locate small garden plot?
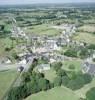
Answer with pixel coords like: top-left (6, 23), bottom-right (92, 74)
top-left (62, 60), bottom-right (82, 72)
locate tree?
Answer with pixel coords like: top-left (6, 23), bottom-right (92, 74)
top-left (86, 87), bottom-right (95, 100)
top-left (88, 44), bottom-right (95, 50)
top-left (64, 49), bottom-right (77, 57)
top-left (7, 84), bottom-right (27, 100)
top-left (52, 62), bottom-right (62, 72)
top-left (82, 74), bottom-right (92, 84)
top-left (38, 78), bottom-right (48, 91)
top-left (54, 76), bottom-right (62, 87)
top-left (56, 69), bottom-right (66, 77)
top-left (1, 25), bottom-right (5, 30)
top-left (69, 64), bottom-right (75, 70)
top-left (79, 48), bottom-right (90, 58)
top-left (62, 76), bottom-right (70, 86)
top-left (21, 72), bottom-right (31, 82)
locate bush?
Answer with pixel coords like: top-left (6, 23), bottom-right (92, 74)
top-left (69, 64), bottom-right (75, 70)
top-left (64, 49), bottom-right (77, 57)
top-left (93, 58), bottom-right (95, 62)
top-left (67, 76), bottom-right (85, 90)
top-left (82, 74), bottom-right (92, 84)
top-left (7, 84), bottom-right (27, 100)
top-left (62, 76), bottom-right (70, 86)
top-left (51, 62), bottom-right (63, 72)
top-left (56, 69), bottom-right (66, 77)
top-left (87, 44), bottom-right (95, 50)
top-left (54, 76), bottom-right (62, 87)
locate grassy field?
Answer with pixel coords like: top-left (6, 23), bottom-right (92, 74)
top-left (25, 86), bottom-right (79, 100)
top-left (43, 68), bottom-right (57, 82)
top-left (25, 24), bottom-right (62, 36)
top-left (63, 60), bottom-right (82, 72)
top-left (0, 70), bottom-right (18, 99)
top-left (73, 32), bottom-right (95, 44)
top-left (0, 37), bottom-right (12, 56)
top-left (78, 25), bottom-right (95, 33)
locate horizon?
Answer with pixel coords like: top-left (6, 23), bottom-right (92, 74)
top-left (0, 0), bottom-right (95, 5)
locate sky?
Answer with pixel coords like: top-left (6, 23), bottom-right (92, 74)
top-left (0, 0), bottom-right (95, 5)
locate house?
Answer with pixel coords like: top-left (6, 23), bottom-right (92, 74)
top-left (2, 57), bottom-right (12, 64)
top-left (57, 37), bottom-right (66, 46)
top-left (82, 61), bottom-right (95, 76)
top-left (45, 39), bottom-right (59, 50)
top-left (19, 59), bottom-right (27, 65)
top-left (37, 64), bottom-right (50, 73)
top-left (17, 66), bottom-right (24, 72)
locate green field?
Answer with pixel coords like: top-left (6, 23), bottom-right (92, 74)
top-left (73, 32), bottom-right (95, 44)
top-left (25, 24), bottom-right (62, 36)
top-left (0, 70), bottom-right (18, 99)
top-left (0, 37), bottom-right (12, 56)
top-left (44, 68), bottom-right (57, 82)
top-left (78, 25), bottom-right (95, 33)
top-left (25, 87), bottom-right (79, 100)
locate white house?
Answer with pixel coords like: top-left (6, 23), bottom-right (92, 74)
top-left (37, 64), bottom-right (50, 73)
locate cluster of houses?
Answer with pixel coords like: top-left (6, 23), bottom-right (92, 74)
top-left (1, 22), bottom-right (77, 72)
top-left (4, 20), bottom-right (95, 75)
top-left (82, 61), bottom-right (95, 76)
top-left (82, 53), bottom-right (95, 76)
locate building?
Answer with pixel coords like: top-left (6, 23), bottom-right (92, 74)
top-left (82, 62), bottom-right (95, 76)
top-left (37, 64), bottom-right (50, 73)
top-left (17, 66), bottom-right (24, 72)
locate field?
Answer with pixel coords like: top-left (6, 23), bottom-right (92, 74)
top-left (0, 70), bottom-right (18, 99)
top-left (25, 86), bottom-right (79, 100)
top-left (44, 68), bottom-right (57, 82)
top-left (78, 25), bottom-right (95, 33)
top-left (25, 24), bottom-right (62, 36)
top-left (73, 32), bottom-right (95, 44)
top-left (0, 37), bottom-right (12, 56)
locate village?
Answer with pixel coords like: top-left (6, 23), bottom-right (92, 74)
top-left (1, 17), bottom-right (95, 77)
top-left (0, 3), bottom-right (95, 100)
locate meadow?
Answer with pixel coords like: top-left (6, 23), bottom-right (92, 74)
top-left (0, 70), bottom-right (18, 99)
top-left (25, 86), bottom-right (79, 100)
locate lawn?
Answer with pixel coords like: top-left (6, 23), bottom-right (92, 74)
top-left (73, 32), bottom-right (95, 44)
top-left (43, 68), bottom-right (57, 82)
top-left (62, 60), bottom-right (82, 72)
top-left (25, 86), bottom-right (79, 100)
top-left (25, 24), bottom-right (62, 36)
top-left (0, 70), bottom-right (18, 99)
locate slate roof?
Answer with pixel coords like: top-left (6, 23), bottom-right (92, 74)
top-left (83, 62), bottom-right (95, 76)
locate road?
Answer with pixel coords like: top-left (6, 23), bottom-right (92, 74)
top-left (0, 63), bottom-right (19, 71)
